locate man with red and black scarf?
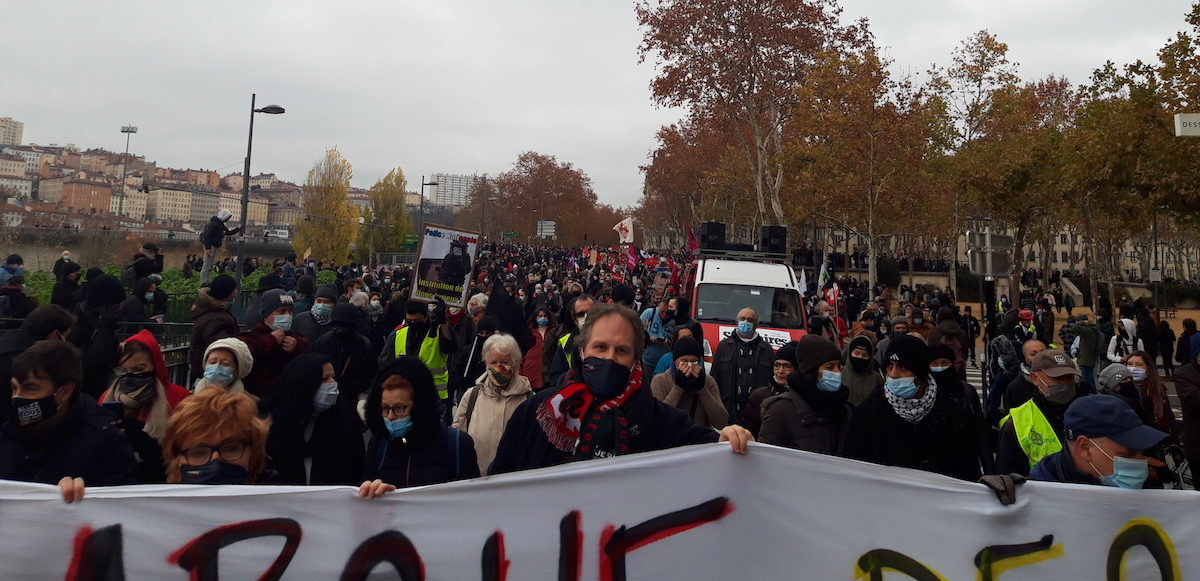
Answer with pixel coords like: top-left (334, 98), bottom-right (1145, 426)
top-left (489, 303), bottom-right (752, 474)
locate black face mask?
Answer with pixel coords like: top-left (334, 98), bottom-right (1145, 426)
top-left (180, 460), bottom-right (252, 485)
top-left (582, 357), bottom-right (631, 401)
top-left (117, 371), bottom-right (156, 398)
top-left (849, 356), bottom-right (869, 373)
top-left (11, 394), bottom-right (57, 428)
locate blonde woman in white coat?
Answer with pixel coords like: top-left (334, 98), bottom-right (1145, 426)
top-left (452, 333), bottom-right (533, 474)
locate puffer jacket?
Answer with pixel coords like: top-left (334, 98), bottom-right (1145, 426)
top-left (452, 373), bottom-right (534, 474)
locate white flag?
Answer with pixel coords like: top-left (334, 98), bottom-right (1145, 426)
top-left (798, 267), bottom-right (808, 294)
top-left (613, 217), bottom-right (634, 244)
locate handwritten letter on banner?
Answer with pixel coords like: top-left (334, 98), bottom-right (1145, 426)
top-left (2, 444), bottom-right (1193, 579)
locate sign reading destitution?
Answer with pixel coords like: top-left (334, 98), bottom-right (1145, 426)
top-left (0, 444), bottom-right (1193, 578)
top-left (411, 223), bottom-right (480, 308)
top-left (1175, 113), bottom-right (1200, 137)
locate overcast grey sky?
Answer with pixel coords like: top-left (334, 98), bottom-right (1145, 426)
top-left (5, 1), bottom-right (1194, 208)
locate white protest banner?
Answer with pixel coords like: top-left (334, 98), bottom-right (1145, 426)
top-left (411, 223), bottom-right (480, 308)
top-left (5, 444), bottom-right (1193, 579)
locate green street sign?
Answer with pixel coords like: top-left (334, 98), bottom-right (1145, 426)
top-left (502, 231), bottom-right (518, 239)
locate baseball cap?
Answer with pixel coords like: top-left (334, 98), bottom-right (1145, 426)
top-left (1097, 365), bottom-right (1133, 391)
top-left (1030, 349), bottom-right (1078, 378)
top-left (1065, 395), bottom-right (1168, 450)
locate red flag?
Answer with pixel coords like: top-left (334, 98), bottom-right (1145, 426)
top-left (626, 246), bottom-right (638, 273)
top-left (685, 222), bottom-right (699, 257)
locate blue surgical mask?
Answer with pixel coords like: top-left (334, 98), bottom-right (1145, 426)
top-left (536, 317), bottom-right (550, 327)
top-left (817, 370), bottom-right (842, 393)
top-left (143, 292), bottom-right (155, 301)
top-left (1090, 441), bottom-right (1149, 490)
top-left (314, 381), bottom-right (339, 412)
top-left (312, 303), bottom-right (333, 319)
top-left (269, 314), bottom-right (293, 332)
top-left (737, 320), bottom-right (754, 336)
top-left (885, 376), bottom-right (919, 399)
top-left (930, 365), bottom-right (951, 373)
top-left (385, 416), bottom-right (412, 439)
top-left (203, 363), bottom-right (235, 386)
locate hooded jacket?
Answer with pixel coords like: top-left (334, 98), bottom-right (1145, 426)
top-left (119, 277), bottom-right (156, 325)
top-left (201, 215), bottom-right (240, 248)
top-left (843, 335), bottom-right (883, 407)
top-left (759, 371), bottom-right (852, 455)
top-left (188, 288), bottom-right (239, 377)
top-left (452, 372), bottom-right (535, 474)
top-left (100, 330), bottom-right (190, 440)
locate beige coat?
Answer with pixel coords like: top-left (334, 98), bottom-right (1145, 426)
top-left (649, 370), bottom-right (729, 429)
top-left (452, 373), bottom-right (534, 474)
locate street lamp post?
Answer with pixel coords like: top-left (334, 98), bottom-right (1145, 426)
top-left (236, 94), bottom-right (285, 284)
top-left (419, 176), bottom-right (438, 232)
top-left (116, 125), bottom-right (137, 218)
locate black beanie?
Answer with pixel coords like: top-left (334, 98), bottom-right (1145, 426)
top-left (208, 274), bottom-right (237, 301)
top-left (775, 341), bottom-right (799, 366)
top-left (928, 343), bottom-right (956, 365)
top-left (86, 274), bottom-right (125, 307)
top-left (611, 283), bottom-right (636, 307)
top-left (672, 336), bottom-right (702, 360)
top-left (884, 334), bottom-right (931, 380)
top-left (316, 284), bottom-right (339, 302)
top-left (794, 335), bottom-right (842, 379)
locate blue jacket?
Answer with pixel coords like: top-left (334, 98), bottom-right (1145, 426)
top-left (1030, 448), bottom-right (1100, 485)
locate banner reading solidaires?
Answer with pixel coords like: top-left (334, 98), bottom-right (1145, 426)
top-left (8, 444), bottom-right (1192, 579)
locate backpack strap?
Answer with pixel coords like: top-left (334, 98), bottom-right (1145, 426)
top-left (454, 428), bottom-right (461, 477)
top-left (463, 387), bottom-right (482, 431)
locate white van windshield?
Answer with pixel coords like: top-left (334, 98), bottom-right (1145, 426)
top-left (694, 284), bottom-right (804, 329)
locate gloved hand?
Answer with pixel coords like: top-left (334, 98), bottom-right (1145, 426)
top-left (428, 297), bottom-right (447, 333)
top-left (978, 473), bottom-right (1027, 506)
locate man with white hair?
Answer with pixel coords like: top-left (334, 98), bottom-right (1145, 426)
top-left (809, 300), bottom-right (848, 350)
top-left (199, 209), bottom-right (242, 284)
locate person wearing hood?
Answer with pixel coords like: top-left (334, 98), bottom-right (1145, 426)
top-left (314, 304), bottom-right (376, 403)
top-left (242, 273), bottom-right (283, 329)
top-left (293, 284), bottom-right (339, 343)
top-left (1001, 340), bottom-right (1047, 411)
top-left (743, 341), bottom-right (797, 437)
top-left (926, 306), bottom-right (968, 378)
top-left (843, 334), bottom-right (981, 481)
top-left (488, 304), bottom-right (752, 475)
top-left (843, 335), bottom-right (883, 407)
top-left (236, 289), bottom-right (309, 397)
top-left (162, 389), bottom-right (273, 484)
top-left (68, 274), bottom-right (126, 399)
top-left (995, 349), bottom-right (1082, 477)
top-left (1030, 395), bottom-right (1168, 489)
top-left (759, 335), bottom-right (852, 455)
top-left (452, 334), bottom-right (535, 474)
top-left (0, 340), bottom-right (138, 502)
top-left (118, 276), bottom-right (159, 329)
top-left (0, 254), bottom-right (23, 288)
top-left (188, 274), bottom-right (239, 382)
top-left (930, 343), bottom-right (991, 473)
top-left (200, 208), bottom-right (242, 284)
top-left (1106, 318), bottom-right (1144, 364)
top-left (358, 356), bottom-right (480, 496)
top-left (711, 307), bottom-right (776, 424)
top-left (99, 330), bottom-right (190, 482)
top-left (127, 242), bottom-right (164, 284)
top-left (291, 274), bottom-right (316, 315)
top-left (650, 336), bottom-right (727, 430)
top-left (51, 261), bottom-right (82, 310)
top-left (194, 337), bottom-right (254, 395)
top-left (0, 274), bottom-right (35, 318)
top-left (260, 353), bottom-right (366, 485)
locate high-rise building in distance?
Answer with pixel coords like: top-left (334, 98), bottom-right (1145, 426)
top-left (0, 118), bottom-right (23, 146)
top-left (428, 173), bottom-right (481, 208)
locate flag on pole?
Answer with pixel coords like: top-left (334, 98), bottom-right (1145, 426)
top-left (685, 222), bottom-right (699, 257)
top-left (818, 262), bottom-right (830, 290)
top-left (613, 217), bottom-right (635, 244)
top-left (798, 267), bottom-right (808, 295)
top-left (824, 282), bottom-right (840, 306)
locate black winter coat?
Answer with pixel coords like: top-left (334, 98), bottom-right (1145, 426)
top-left (489, 382), bottom-right (720, 475)
top-left (0, 393), bottom-right (138, 486)
top-left (188, 289), bottom-right (239, 377)
top-left (267, 400), bottom-right (366, 486)
top-left (0, 329), bottom-right (38, 425)
top-left (201, 216), bottom-right (240, 248)
top-left (69, 304), bottom-right (120, 399)
top-left (51, 280), bottom-right (80, 311)
top-left (843, 386), bottom-right (982, 481)
top-left (363, 424), bottom-right (479, 488)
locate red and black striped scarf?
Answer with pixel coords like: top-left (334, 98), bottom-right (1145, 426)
top-left (536, 364), bottom-right (644, 459)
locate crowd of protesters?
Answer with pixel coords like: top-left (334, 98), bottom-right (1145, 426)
top-left (0, 225), bottom-right (1189, 507)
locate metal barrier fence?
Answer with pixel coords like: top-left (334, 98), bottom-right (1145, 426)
top-left (0, 319), bottom-right (197, 389)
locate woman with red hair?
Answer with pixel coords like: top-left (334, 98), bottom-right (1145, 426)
top-left (162, 389), bottom-right (273, 484)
